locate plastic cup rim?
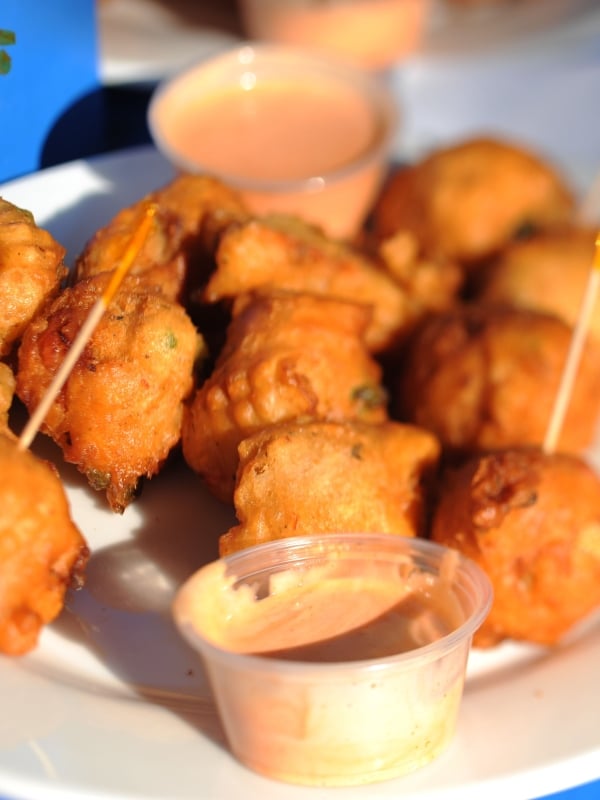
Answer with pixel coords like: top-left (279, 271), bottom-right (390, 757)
top-left (147, 41), bottom-right (397, 194)
top-left (174, 532), bottom-right (494, 676)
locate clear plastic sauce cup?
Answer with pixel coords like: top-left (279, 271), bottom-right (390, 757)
top-left (173, 532), bottom-right (493, 787)
top-left (147, 44), bottom-right (397, 240)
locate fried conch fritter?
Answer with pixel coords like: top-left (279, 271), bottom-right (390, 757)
top-left (75, 201), bottom-right (187, 301)
top-left (0, 433), bottom-right (89, 655)
top-left (16, 273), bottom-right (201, 513)
top-left (203, 214), bottom-right (413, 353)
top-left (372, 137), bottom-right (575, 268)
top-left (431, 449), bottom-right (600, 647)
top-left (0, 197), bottom-right (67, 357)
top-left (75, 174), bottom-right (249, 303)
top-left (182, 290), bottom-right (388, 503)
top-left (477, 227), bottom-right (600, 341)
top-left (219, 419), bottom-right (441, 556)
top-left (397, 304), bottom-right (600, 457)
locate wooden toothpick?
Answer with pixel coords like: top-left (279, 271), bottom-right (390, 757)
top-left (18, 203), bottom-right (157, 452)
top-left (543, 231), bottom-right (600, 453)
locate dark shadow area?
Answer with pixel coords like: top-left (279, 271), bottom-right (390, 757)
top-left (40, 83), bottom-right (156, 172)
top-left (151, 0), bottom-right (243, 36)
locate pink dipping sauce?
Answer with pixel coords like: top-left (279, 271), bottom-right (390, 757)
top-left (167, 81), bottom-right (376, 183)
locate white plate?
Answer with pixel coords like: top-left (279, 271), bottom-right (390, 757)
top-left (1, 147), bottom-right (600, 800)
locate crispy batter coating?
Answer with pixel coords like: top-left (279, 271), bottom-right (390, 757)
top-left (16, 274), bottom-right (201, 513)
top-left (154, 172), bottom-right (249, 251)
top-left (0, 433), bottom-right (88, 655)
top-left (204, 214), bottom-right (412, 352)
top-left (377, 229), bottom-right (463, 318)
top-left (75, 174), bottom-right (249, 303)
top-left (396, 304), bottom-right (600, 456)
top-left (0, 198), bottom-right (67, 357)
top-left (220, 418), bottom-right (440, 555)
top-left (182, 290), bottom-right (388, 503)
top-left (477, 227), bottom-right (600, 340)
top-left (75, 201), bottom-right (187, 301)
top-left (372, 137), bottom-right (575, 268)
top-left (431, 449), bottom-right (600, 646)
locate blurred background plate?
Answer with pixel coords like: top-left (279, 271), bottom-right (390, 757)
top-left (97, 0), bottom-right (600, 84)
top-left (424, 0), bottom-right (600, 57)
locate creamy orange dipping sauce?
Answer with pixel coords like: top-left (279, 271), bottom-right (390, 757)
top-left (163, 81), bottom-right (378, 183)
top-left (184, 558), bottom-right (465, 662)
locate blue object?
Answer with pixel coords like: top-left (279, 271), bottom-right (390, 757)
top-left (0, 0), bottom-right (100, 182)
top-left (543, 781), bottom-right (600, 799)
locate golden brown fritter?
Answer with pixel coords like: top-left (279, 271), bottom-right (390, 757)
top-left (75, 174), bottom-right (249, 303)
top-left (182, 290), bottom-right (389, 503)
top-left (154, 172), bottom-right (249, 254)
top-left (0, 433), bottom-right (88, 655)
top-left (75, 201), bottom-right (188, 301)
top-left (0, 198), bottom-right (67, 357)
top-left (372, 137), bottom-right (575, 269)
top-left (396, 304), bottom-right (600, 457)
top-left (16, 273), bottom-right (201, 513)
top-left (204, 214), bottom-right (412, 353)
top-left (431, 449), bottom-right (600, 647)
top-left (477, 227), bottom-right (600, 341)
top-left (220, 418), bottom-right (441, 555)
